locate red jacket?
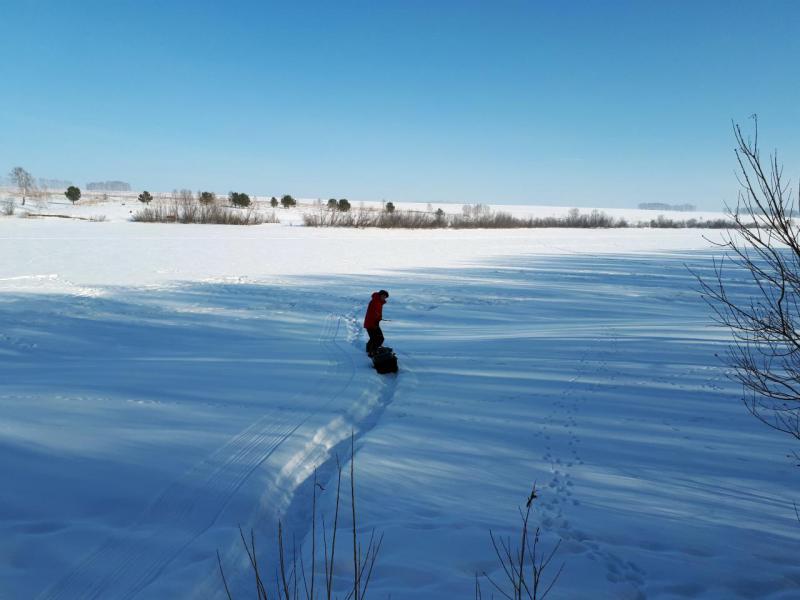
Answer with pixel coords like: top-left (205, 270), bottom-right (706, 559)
top-left (363, 292), bottom-right (385, 329)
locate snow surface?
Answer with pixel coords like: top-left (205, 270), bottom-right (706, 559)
top-left (1, 197), bottom-right (798, 599)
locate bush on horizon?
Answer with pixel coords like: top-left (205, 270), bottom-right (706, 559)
top-left (132, 199), bottom-right (274, 225)
top-left (646, 214), bottom-right (737, 229)
top-left (304, 206), bottom-right (445, 228)
top-left (64, 186), bottom-right (81, 204)
top-left (199, 191), bottom-right (216, 205)
top-left (229, 192), bottom-right (251, 208)
top-left (304, 204), bottom-right (640, 229)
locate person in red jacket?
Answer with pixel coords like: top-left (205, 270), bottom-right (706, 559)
top-left (364, 289), bottom-right (389, 356)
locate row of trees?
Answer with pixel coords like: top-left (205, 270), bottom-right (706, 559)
top-left (150, 189), bottom-right (300, 211)
top-left (4, 172), bottom-right (373, 215)
top-left (136, 190), bottom-right (300, 209)
top-left (4, 169), bottom-right (307, 212)
top-left (320, 199), bottom-right (399, 213)
top-left (327, 198), bottom-right (352, 211)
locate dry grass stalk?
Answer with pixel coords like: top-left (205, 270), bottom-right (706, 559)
top-left (218, 433), bottom-right (383, 599)
top-left (477, 484), bottom-right (564, 600)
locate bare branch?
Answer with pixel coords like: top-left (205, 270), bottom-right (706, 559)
top-left (696, 118), bottom-right (800, 447)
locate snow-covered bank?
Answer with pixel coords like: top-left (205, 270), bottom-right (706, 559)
top-left (1, 214), bottom-right (797, 599)
top-left (0, 216), bottom-right (726, 291)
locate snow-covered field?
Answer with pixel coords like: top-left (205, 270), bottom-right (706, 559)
top-left (1, 197), bottom-right (798, 599)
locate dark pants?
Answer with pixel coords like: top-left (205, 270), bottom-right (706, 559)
top-left (366, 326), bottom-right (384, 355)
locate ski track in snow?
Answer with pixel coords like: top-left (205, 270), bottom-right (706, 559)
top-left (37, 309), bottom-right (397, 600)
top-left (200, 304), bottom-right (405, 598)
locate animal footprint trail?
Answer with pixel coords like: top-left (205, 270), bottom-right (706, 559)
top-left (535, 329), bottom-right (646, 596)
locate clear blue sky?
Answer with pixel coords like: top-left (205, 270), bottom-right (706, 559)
top-left (2, 0), bottom-right (799, 209)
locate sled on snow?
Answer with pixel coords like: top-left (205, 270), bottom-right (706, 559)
top-left (371, 347), bottom-right (398, 374)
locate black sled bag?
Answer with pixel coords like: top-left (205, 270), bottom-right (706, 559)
top-left (372, 347), bottom-right (398, 374)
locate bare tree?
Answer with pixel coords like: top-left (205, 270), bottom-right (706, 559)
top-left (9, 166), bottom-right (35, 206)
top-left (698, 116), bottom-right (800, 448)
top-left (173, 188), bottom-right (194, 203)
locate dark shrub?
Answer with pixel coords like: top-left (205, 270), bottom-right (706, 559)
top-left (138, 191), bottom-right (153, 204)
top-left (337, 198), bottom-right (351, 212)
top-left (229, 192), bottom-right (251, 207)
top-left (199, 191), bottom-right (216, 204)
top-left (280, 194), bottom-right (296, 208)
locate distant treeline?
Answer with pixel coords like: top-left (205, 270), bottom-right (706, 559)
top-left (638, 202), bottom-right (696, 212)
top-left (38, 178), bottom-right (73, 189)
top-left (86, 181), bottom-right (131, 191)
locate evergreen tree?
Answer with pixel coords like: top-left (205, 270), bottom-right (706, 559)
top-left (229, 192), bottom-right (251, 207)
top-left (64, 186), bottom-right (81, 204)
